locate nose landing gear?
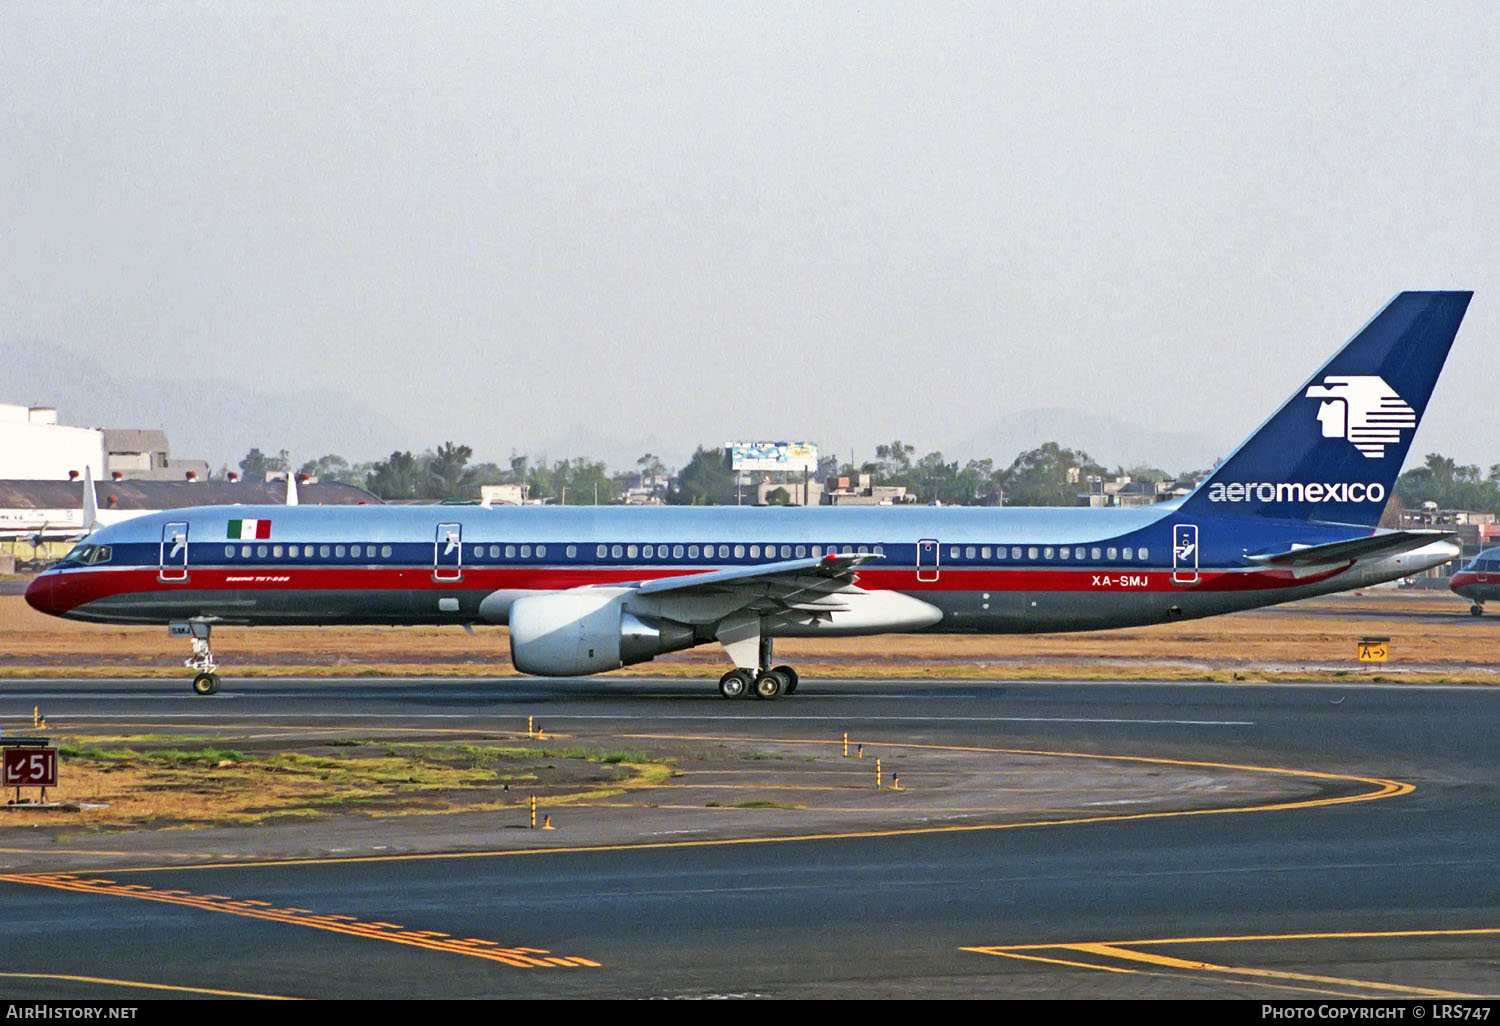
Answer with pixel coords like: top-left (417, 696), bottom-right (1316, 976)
top-left (172, 620), bottom-right (221, 696)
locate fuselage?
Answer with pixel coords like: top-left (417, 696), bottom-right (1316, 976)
top-left (1450, 545), bottom-right (1500, 606)
top-left (24, 501), bottom-right (1458, 635)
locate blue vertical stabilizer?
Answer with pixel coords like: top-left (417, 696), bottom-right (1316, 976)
top-left (1178, 291), bottom-right (1472, 527)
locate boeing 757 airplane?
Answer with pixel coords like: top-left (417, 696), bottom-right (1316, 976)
top-left (25, 291), bottom-right (1473, 699)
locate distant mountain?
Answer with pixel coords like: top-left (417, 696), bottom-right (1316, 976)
top-left (3, 339), bottom-right (410, 471)
top-left (951, 407), bottom-right (1230, 474)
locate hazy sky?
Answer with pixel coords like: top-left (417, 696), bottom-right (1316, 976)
top-left (4, 2), bottom-right (1497, 472)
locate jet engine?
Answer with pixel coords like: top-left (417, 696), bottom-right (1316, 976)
top-left (508, 591), bottom-right (697, 676)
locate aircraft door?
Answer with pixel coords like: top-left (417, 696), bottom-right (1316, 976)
top-left (160, 522), bottom-right (189, 583)
top-left (434, 522), bottom-right (462, 582)
top-left (917, 538), bottom-right (940, 583)
top-left (1171, 524), bottom-right (1199, 585)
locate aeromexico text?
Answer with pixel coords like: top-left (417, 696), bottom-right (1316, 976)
top-left (1206, 481), bottom-right (1386, 504)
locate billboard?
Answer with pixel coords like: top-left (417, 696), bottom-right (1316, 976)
top-left (727, 442), bottom-right (819, 473)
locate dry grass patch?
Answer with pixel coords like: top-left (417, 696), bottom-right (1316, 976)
top-left (0, 737), bottom-right (672, 831)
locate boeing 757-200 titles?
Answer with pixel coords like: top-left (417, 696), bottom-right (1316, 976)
top-left (25, 291), bottom-right (1473, 699)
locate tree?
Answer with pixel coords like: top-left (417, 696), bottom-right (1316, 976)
top-left (428, 441), bottom-right (476, 501)
top-left (238, 448), bottom-right (288, 481)
top-left (669, 447), bottom-right (736, 505)
top-left (298, 454), bottom-right (355, 483)
top-left (365, 451), bottom-right (422, 500)
top-left (1001, 442), bottom-right (1105, 507)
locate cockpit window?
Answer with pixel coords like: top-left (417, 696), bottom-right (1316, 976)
top-left (65, 545), bottom-right (95, 564)
top-left (90, 546), bottom-right (111, 564)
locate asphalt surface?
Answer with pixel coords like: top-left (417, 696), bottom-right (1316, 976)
top-left (2, 676), bottom-right (1498, 999)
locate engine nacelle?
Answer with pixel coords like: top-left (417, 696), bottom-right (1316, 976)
top-left (509, 591), bottom-right (696, 676)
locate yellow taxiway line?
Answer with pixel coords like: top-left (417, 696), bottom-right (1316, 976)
top-left (962, 927), bottom-right (1500, 999)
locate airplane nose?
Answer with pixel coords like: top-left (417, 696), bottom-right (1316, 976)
top-left (24, 573), bottom-right (62, 616)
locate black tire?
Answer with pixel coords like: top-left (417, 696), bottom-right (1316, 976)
top-left (192, 672), bottom-right (220, 696)
top-left (719, 670), bottom-right (750, 699)
top-left (1473, 605), bottom-right (1485, 617)
top-left (754, 668), bottom-right (787, 700)
top-left (773, 664), bottom-right (799, 695)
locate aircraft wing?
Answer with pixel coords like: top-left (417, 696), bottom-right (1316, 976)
top-left (1248, 530), bottom-right (1457, 568)
top-left (629, 552), bottom-right (880, 617)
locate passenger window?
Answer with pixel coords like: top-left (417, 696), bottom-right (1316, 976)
top-left (796, 545), bottom-right (806, 558)
top-left (1011, 547), bottom-right (1021, 560)
top-left (334, 545), bottom-right (345, 558)
top-left (523, 545), bottom-right (533, 558)
top-left (473, 545), bottom-right (483, 559)
top-left (1027, 547), bottom-right (1038, 560)
top-left (688, 545), bottom-right (700, 558)
top-left (1090, 547), bottom-right (1101, 560)
top-left (1122, 547), bottom-right (1133, 560)
top-left (1076, 547), bottom-right (1085, 560)
top-left (811, 545), bottom-right (822, 556)
top-left (224, 545), bottom-right (234, 559)
top-left (319, 545), bottom-right (329, 558)
top-left (996, 547), bottom-right (1007, 560)
top-left (596, 545), bottom-right (606, 559)
top-left (536, 545), bottom-right (546, 558)
top-left (672, 545), bottom-right (684, 558)
top-left (1043, 547), bottom-right (1053, 559)
top-left (734, 545), bottom-right (745, 558)
top-left (981, 546), bottom-right (991, 559)
top-left (874, 545), bottom-right (884, 556)
top-left (702, 544), bottom-right (714, 558)
top-left (506, 545), bottom-right (516, 558)
top-left (950, 547), bottom-right (959, 559)
top-left (382, 545), bottom-right (392, 558)
top-left (611, 545), bottom-right (622, 558)
top-left (566, 545), bottom-right (577, 558)
top-left (966, 546), bottom-right (975, 559)
top-left (1107, 547), bottom-right (1118, 559)
top-left (626, 545), bottom-right (637, 558)
top-left (259, 545), bottom-right (269, 558)
top-left (1059, 547), bottom-right (1069, 560)
top-left (351, 545), bottom-right (362, 558)
top-left (273, 545), bottom-right (284, 558)
top-left (750, 545), bottom-right (760, 558)
top-left (289, 545), bottom-right (300, 558)
top-left (1138, 547), bottom-right (1148, 561)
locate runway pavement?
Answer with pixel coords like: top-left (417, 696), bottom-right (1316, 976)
top-left (1, 676), bottom-right (1497, 999)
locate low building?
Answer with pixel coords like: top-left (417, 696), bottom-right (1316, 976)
top-left (822, 474), bottom-right (912, 506)
top-left (0, 404), bottom-right (103, 480)
top-left (0, 403), bottom-right (210, 482)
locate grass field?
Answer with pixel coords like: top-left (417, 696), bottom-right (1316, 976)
top-left (2, 589), bottom-right (1495, 683)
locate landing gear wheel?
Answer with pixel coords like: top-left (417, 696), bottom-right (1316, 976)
top-left (1472, 604), bottom-right (1485, 617)
top-left (192, 672), bottom-right (220, 696)
top-left (754, 668), bottom-right (788, 700)
top-left (719, 669), bottom-right (753, 699)
top-left (773, 664), bottom-right (799, 695)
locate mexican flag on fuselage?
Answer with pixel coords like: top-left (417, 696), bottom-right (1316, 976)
top-left (228, 518), bottom-right (272, 540)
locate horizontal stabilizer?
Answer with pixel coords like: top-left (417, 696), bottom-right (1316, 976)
top-left (1248, 530), bottom-right (1457, 568)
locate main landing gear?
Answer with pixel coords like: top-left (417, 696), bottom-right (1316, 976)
top-left (718, 664), bottom-right (800, 700)
top-left (716, 632), bottom-right (800, 700)
top-left (1472, 603), bottom-right (1485, 617)
top-left (173, 620), bottom-right (221, 696)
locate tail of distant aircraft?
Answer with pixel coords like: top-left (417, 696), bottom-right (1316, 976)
top-left (1177, 290), bottom-right (1472, 527)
